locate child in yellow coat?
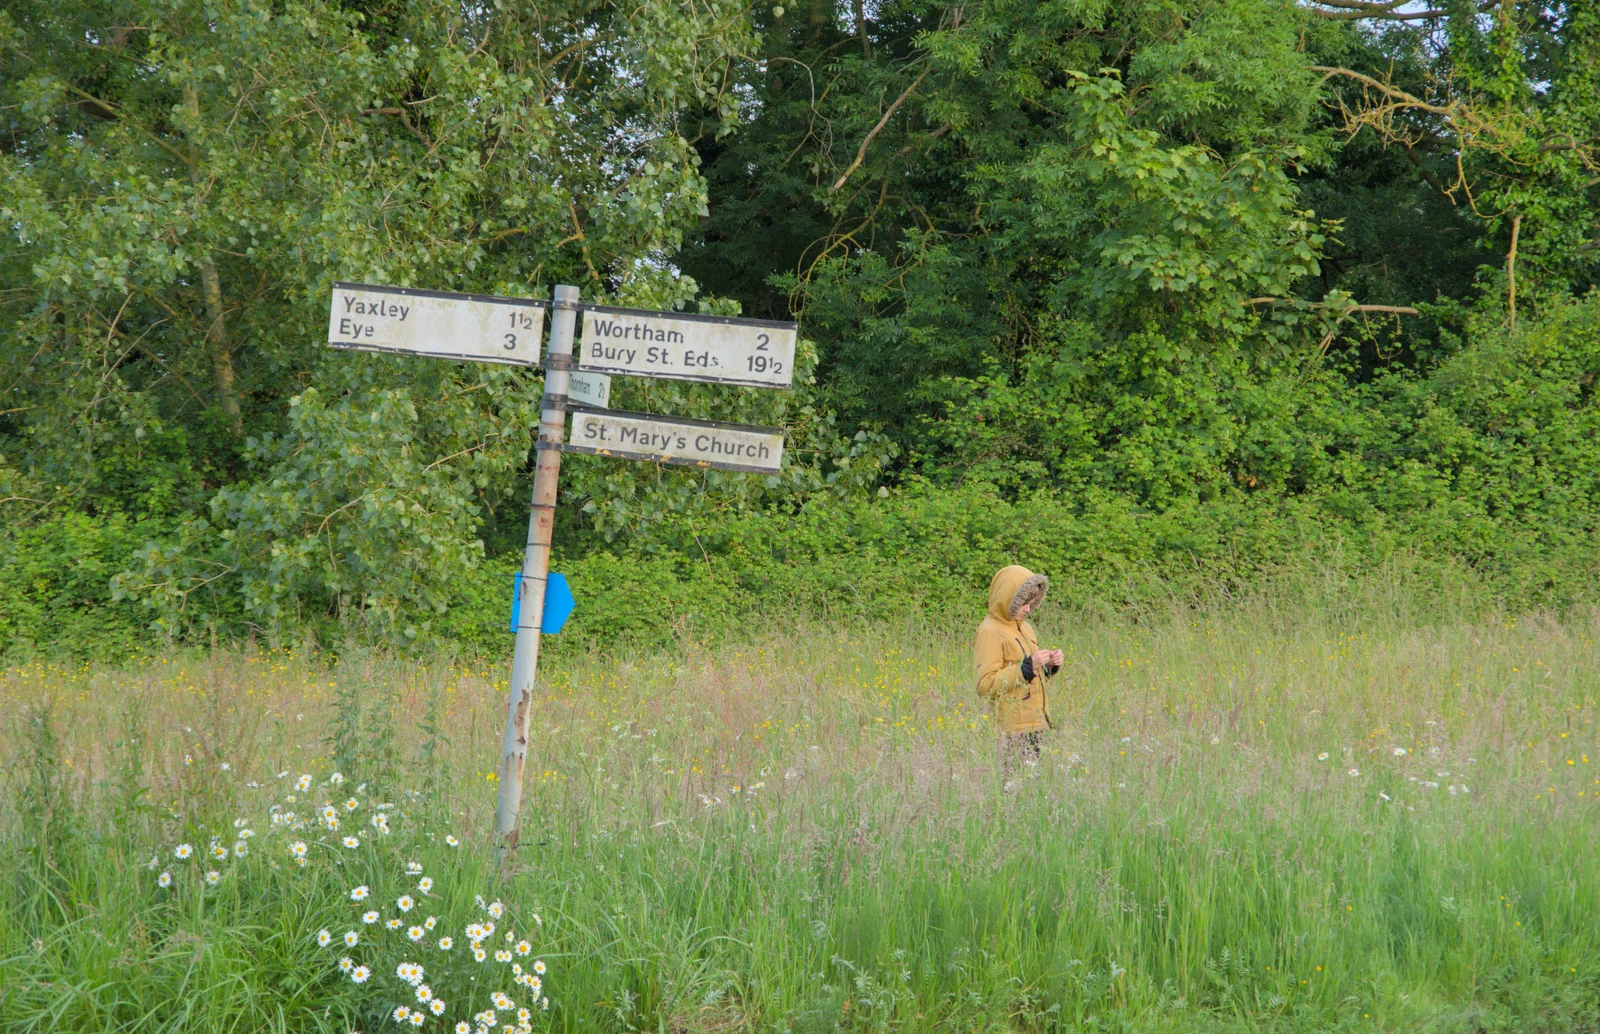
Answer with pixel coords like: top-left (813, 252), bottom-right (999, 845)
top-left (972, 565), bottom-right (1063, 767)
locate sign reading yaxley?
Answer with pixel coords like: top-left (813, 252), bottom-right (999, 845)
top-left (563, 406), bottom-right (784, 474)
top-left (578, 305), bottom-right (797, 389)
top-left (328, 282), bottom-right (547, 366)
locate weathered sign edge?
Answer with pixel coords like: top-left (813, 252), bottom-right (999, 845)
top-left (579, 302), bottom-right (797, 331)
top-left (332, 281), bottom-right (552, 309)
top-left (567, 404), bottom-right (785, 436)
top-left (328, 341), bottom-right (539, 366)
top-left (569, 361), bottom-right (794, 390)
top-left (556, 442), bottom-right (780, 475)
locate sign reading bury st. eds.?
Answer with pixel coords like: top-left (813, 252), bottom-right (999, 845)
top-left (578, 305), bottom-right (797, 389)
top-left (328, 282), bottom-right (547, 366)
top-left (563, 407), bottom-right (784, 474)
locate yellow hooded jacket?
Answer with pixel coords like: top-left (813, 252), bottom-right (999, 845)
top-left (972, 565), bottom-right (1054, 735)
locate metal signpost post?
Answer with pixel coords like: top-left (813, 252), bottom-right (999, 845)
top-left (493, 284), bottom-right (578, 861)
top-left (328, 280), bottom-right (798, 862)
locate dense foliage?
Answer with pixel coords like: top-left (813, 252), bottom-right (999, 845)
top-left (2, 0), bottom-right (1597, 653)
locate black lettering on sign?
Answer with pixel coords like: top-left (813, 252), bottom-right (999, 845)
top-left (589, 317), bottom-right (685, 345)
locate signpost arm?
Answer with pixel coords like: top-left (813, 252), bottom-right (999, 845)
top-left (495, 283), bottom-right (579, 863)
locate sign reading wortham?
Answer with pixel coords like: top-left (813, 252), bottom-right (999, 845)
top-left (328, 282), bottom-right (546, 366)
top-left (563, 407), bottom-right (784, 474)
top-left (578, 305), bottom-right (797, 389)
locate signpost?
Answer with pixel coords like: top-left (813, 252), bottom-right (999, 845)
top-left (326, 280), bottom-right (793, 863)
top-left (564, 407), bottom-right (784, 474)
top-left (566, 370), bottom-right (611, 408)
top-left (328, 282), bottom-right (546, 366)
top-left (578, 304), bottom-right (797, 389)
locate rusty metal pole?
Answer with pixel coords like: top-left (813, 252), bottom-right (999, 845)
top-left (495, 283), bottom-right (578, 864)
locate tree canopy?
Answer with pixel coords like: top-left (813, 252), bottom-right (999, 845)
top-left (2, 0), bottom-right (1597, 647)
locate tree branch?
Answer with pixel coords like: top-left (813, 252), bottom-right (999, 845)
top-left (831, 66), bottom-right (930, 194)
top-left (1311, 66), bottom-right (1460, 119)
top-left (1248, 297), bottom-right (1420, 315)
top-left (1307, 0), bottom-right (1496, 20)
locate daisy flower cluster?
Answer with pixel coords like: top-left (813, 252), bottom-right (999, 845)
top-left (321, 863), bottom-right (550, 1032)
top-left (148, 771), bottom-right (358, 893)
top-left (145, 764), bottom-right (545, 1029)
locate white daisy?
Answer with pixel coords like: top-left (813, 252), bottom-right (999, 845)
top-left (317, 930), bottom-right (332, 947)
top-left (345, 798), bottom-right (360, 811)
top-left (398, 894), bottom-right (415, 912)
top-left (174, 844), bottom-right (194, 860)
top-left (388, 919), bottom-right (404, 930)
top-left (157, 871), bottom-right (173, 888)
top-left (533, 960), bottom-right (546, 975)
top-left (350, 885), bottom-right (370, 901)
top-left (439, 936), bottom-right (454, 950)
top-left (296, 774), bottom-right (312, 791)
top-left (363, 911), bottom-right (380, 924)
top-left (416, 984), bottom-right (434, 1003)
top-left (408, 926), bottom-right (425, 942)
top-left (456, 1024), bottom-right (472, 1034)
top-left (232, 841), bottom-right (248, 858)
top-left (204, 871), bottom-right (220, 886)
top-left (1394, 747), bottom-right (1408, 756)
top-left (515, 940), bottom-right (531, 956)
top-left (343, 836), bottom-right (360, 849)
top-left (487, 901), bottom-right (505, 919)
top-left (407, 861), bottom-right (423, 875)
top-left (445, 835), bottom-right (460, 847)
top-left (418, 877), bottom-right (434, 893)
top-left (344, 930), bottom-right (359, 947)
top-left (339, 956), bottom-right (353, 973)
top-left (351, 965), bottom-right (371, 983)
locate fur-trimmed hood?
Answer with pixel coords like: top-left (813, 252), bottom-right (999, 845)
top-left (987, 565), bottom-right (1048, 622)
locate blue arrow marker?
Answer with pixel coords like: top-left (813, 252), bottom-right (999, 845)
top-left (510, 572), bottom-right (576, 634)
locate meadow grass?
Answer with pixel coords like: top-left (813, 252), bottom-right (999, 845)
top-left (3, 586), bottom-right (1598, 1033)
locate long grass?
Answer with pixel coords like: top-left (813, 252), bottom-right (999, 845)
top-left (3, 589), bottom-right (1598, 1033)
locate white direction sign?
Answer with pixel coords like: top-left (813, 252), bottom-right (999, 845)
top-left (564, 407), bottom-right (784, 474)
top-left (567, 370), bottom-right (611, 409)
top-left (328, 282), bottom-right (546, 366)
top-left (578, 305), bottom-right (797, 389)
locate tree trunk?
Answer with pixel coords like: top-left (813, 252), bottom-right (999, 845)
top-left (853, 0), bottom-right (872, 57)
top-left (199, 253), bottom-right (242, 431)
top-left (184, 81), bottom-right (242, 432)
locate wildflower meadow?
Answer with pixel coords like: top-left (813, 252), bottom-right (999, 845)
top-left (3, 579), bottom-right (1598, 1033)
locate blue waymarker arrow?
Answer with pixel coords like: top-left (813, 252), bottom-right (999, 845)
top-left (510, 572), bottom-right (576, 634)
top-left (541, 572), bottom-right (575, 634)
